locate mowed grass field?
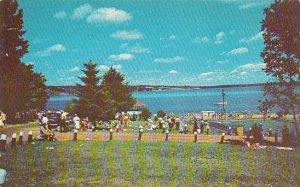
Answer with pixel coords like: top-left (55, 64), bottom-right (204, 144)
top-left (0, 141), bottom-right (300, 187)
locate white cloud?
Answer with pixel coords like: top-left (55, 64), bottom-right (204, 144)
top-left (194, 36), bottom-right (209, 43)
top-left (218, 0), bottom-right (271, 10)
top-left (129, 45), bottom-right (150, 53)
top-left (168, 70), bottom-right (178, 74)
top-left (137, 70), bottom-right (160, 74)
top-left (97, 65), bottom-right (110, 72)
top-left (54, 11), bottom-right (67, 19)
top-left (72, 4), bottom-right (93, 19)
top-left (112, 64), bottom-right (122, 70)
top-left (153, 56), bottom-right (185, 64)
top-left (69, 66), bottom-right (80, 72)
top-left (215, 60), bottom-right (228, 64)
top-left (240, 71), bottom-right (247, 76)
top-left (87, 7), bottom-right (131, 23)
top-left (215, 32), bottom-right (225, 44)
top-left (97, 64), bottom-right (122, 71)
top-left (48, 44), bottom-right (66, 51)
top-left (216, 32), bottom-right (225, 40)
top-left (239, 31), bottom-right (264, 44)
top-left (169, 35), bottom-right (176, 40)
top-left (239, 2), bottom-right (257, 9)
top-left (110, 30), bottom-right (143, 40)
top-left (230, 63), bottom-right (265, 74)
top-left (58, 76), bottom-right (77, 82)
top-left (228, 47), bottom-right (248, 55)
top-left (198, 72), bottom-right (215, 78)
top-left (238, 1), bottom-right (271, 9)
top-left (119, 43), bottom-right (150, 53)
top-left (109, 53), bottom-right (133, 61)
top-left (36, 44), bottom-right (66, 57)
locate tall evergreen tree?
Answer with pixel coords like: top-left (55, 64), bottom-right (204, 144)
top-left (259, 1), bottom-right (300, 138)
top-left (99, 67), bottom-right (135, 121)
top-left (0, 0), bottom-right (48, 121)
top-left (73, 61), bottom-right (101, 121)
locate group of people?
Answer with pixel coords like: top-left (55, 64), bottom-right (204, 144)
top-left (247, 123), bottom-right (265, 145)
top-left (37, 112), bottom-right (56, 141)
top-left (37, 111), bottom-right (83, 141)
top-left (141, 115), bottom-right (211, 135)
top-left (244, 123), bottom-right (293, 147)
top-left (72, 114), bottom-right (95, 131)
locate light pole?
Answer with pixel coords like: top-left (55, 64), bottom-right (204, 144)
top-left (221, 89), bottom-right (226, 119)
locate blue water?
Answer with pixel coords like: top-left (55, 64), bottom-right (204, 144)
top-left (46, 95), bottom-right (77, 111)
top-left (134, 86), bottom-right (264, 114)
top-left (46, 86), bottom-right (265, 114)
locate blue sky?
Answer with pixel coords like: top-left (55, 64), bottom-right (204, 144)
top-left (19, 0), bottom-right (273, 86)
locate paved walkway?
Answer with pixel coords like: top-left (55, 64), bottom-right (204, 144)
top-left (1, 126), bottom-right (278, 144)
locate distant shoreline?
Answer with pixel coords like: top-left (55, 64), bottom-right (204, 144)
top-left (46, 83), bottom-right (266, 96)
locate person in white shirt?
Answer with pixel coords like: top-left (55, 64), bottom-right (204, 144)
top-left (73, 114), bottom-right (81, 130)
top-left (42, 114), bottom-right (49, 125)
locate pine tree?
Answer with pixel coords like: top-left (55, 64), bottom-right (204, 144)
top-left (259, 1), bottom-right (300, 139)
top-left (99, 67), bottom-right (135, 121)
top-left (73, 61), bottom-right (101, 121)
top-left (0, 0), bottom-right (48, 121)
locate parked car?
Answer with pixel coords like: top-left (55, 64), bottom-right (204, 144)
top-left (47, 112), bottom-right (61, 130)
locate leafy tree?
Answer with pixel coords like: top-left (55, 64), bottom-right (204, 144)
top-left (156, 110), bottom-right (166, 118)
top-left (140, 107), bottom-right (151, 120)
top-left (0, 0), bottom-right (47, 121)
top-left (24, 64), bottom-right (48, 111)
top-left (99, 67), bottom-right (135, 121)
top-left (73, 61), bottom-right (101, 121)
top-left (259, 1), bottom-right (300, 138)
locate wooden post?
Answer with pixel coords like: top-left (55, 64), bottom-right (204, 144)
top-left (109, 129), bottom-right (113, 140)
top-left (18, 132), bottom-right (23, 145)
top-left (220, 133), bottom-right (225, 144)
top-left (0, 134), bottom-right (7, 152)
top-left (73, 130), bottom-right (77, 141)
top-left (165, 130), bottom-right (169, 141)
top-left (228, 126), bottom-right (232, 136)
top-left (28, 131), bottom-right (33, 143)
top-left (138, 127), bottom-right (143, 141)
top-left (194, 131), bottom-right (197, 142)
top-left (11, 133), bottom-right (17, 148)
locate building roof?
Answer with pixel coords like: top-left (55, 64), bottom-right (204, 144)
top-left (134, 102), bottom-right (144, 107)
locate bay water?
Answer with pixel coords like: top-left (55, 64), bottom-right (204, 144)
top-left (46, 86), bottom-right (265, 114)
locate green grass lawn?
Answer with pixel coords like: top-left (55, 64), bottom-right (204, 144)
top-left (1, 141), bottom-right (300, 187)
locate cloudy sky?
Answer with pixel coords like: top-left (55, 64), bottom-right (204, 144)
top-left (19, 0), bottom-right (273, 86)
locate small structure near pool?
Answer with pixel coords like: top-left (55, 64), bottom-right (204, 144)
top-left (126, 102), bottom-right (145, 117)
